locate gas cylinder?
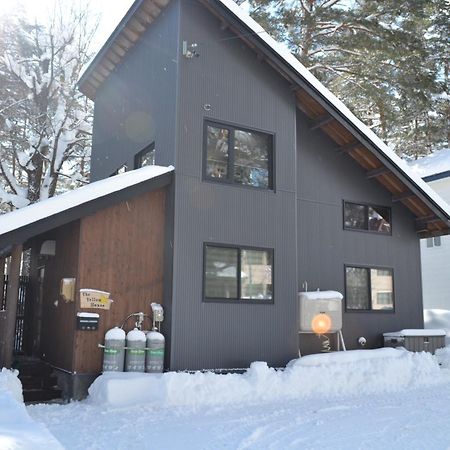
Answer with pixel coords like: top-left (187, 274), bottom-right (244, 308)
top-left (125, 328), bottom-right (146, 372)
top-left (145, 330), bottom-right (165, 373)
top-left (103, 327), bottom-right (126, 372)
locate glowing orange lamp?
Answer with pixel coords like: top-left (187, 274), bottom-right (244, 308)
top-left (311, 313), bottom-right (332, 335)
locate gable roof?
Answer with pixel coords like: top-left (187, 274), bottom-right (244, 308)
top-left (78, 0), bottom-right (450, 237)
top-left (0, 165), bottom-right (173, 255)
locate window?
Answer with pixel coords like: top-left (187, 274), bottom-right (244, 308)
top-left (426, 236), bottom-right (441, 248)
top-left (345, 266), bottom-right (394, 311)
top-left (204, 244), bottom-right (273, 302)
top-left (344, 202), bottom-right (391, 234)
top-left (204, 121), bottom-right (273, 189)
top-left (135, 143), bottom-right (155, 169)
top-left (111, 163), bottom-right (128, 176)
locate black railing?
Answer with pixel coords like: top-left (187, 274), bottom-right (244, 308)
top-left (1, 275), bottom-right (31, 353)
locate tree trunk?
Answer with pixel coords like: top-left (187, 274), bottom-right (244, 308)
top-left (0, 244), bottom-right (23, 368)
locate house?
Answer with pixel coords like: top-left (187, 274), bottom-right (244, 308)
top-left (1, 0), bottom-right (450, 400)
top-left (409, 149), bottom-right (450, 311)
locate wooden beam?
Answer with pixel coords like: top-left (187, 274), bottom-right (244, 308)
top-left (311, 115), bottom-right (334, 131)
top-left (415, 214), bottom-right (438, 223)
top-left (366, 166), bottom-right (390, 179)
top-left (392, 191), bottom-right (415, 202)
top-left (0, 244), bottom-right (23, 368)
top-left (129, 17), bottom-right (147, 33)
top-left (336, 142), bottom-right (361, 154)
top-left (142, 1), bottom-right (162, 18)
top-left (122, 27), bottom-right (140, 42)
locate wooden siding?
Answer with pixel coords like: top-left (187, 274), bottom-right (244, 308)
top-left (73, 188), bottom-right (166, 374)
top-left (39, 221), bottom-right (80, 372)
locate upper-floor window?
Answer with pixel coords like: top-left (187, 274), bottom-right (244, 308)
top-left (203, 121), bottom-right (274, 189)
top-left (111, 163), bottom-right (128, 176)
top-left (344, 201), bottom-right (391, 234)
top-left (345, 265), bottom-right (394, 311)
top-left (204, 243), bottom-right (273, 302)
top-left (135, 143), bottom-right (155, 168)
top-left (426, 236), bottom-right (441, 248)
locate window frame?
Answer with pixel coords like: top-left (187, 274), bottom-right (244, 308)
top-left (134, 142), bottom-right (156, 169)
top-left (344, 264), bottom-right (395, 313)
top-left (202, 242), bottom-right (274, 304)
top-left (202, 119), bottom-right (275, 191)
top-left (343, 200), bottom-right (392, 235)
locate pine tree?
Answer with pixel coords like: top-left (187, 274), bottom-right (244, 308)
top-left (244, 0), bottom-right (449, 157)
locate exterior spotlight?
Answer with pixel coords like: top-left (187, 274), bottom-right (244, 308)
top-left (311, 313), bottom-right (332, 335)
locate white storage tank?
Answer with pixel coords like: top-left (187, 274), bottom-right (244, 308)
top-left (298, 291), bottom-right (343, 333)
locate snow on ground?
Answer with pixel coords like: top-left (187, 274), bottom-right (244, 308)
top-left (25, 348), bottom-right (450, 450)
top-left (425, 309), bottom-right (450, 345)
top-left (0, 369), bottom-right (62, 450)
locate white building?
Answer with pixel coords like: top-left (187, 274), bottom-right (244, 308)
top-left (410, 149), bottom-right (450, 311)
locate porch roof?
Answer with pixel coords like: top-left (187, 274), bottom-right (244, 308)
top-left (0, 165), bottom-right (174, 255)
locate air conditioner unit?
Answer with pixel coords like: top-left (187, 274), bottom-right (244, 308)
top-left (298, 291), bottom-right (343, 332)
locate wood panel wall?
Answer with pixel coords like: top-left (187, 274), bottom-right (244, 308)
top-left (39, 221), bottom-right (80, 371)
top-left (73, 188), bottom-right (166, 373)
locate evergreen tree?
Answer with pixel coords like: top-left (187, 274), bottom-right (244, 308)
top-left (244, 0), bottom-right (448, 157)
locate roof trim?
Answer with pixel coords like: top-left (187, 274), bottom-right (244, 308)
top-left (423, 170), bottom-right (450, 183)
top-left (79, 0), bottom-right (143, 97)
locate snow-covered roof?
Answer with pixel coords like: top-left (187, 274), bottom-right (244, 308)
top-left (78, 0), bottom-right (450, 231)
top-left (0, 165), bottom-right (173, 244)
top-left (216, 0), bottom-right (450, 221)
top-left (408, 148), bottom-right (450, 180)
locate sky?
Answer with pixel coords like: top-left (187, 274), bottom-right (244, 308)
top-left (0, 0), bottom-right (135, 52)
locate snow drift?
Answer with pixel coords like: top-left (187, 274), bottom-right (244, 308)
top-left (435, 347), bottom-right (450, 369)
top-left (88, 348), bottom-right (445, 408)
top-left (0, 368), bottom-right (62, 450)
top-left (424, 309), bottom-right (450, 345)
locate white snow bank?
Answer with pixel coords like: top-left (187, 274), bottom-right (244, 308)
top-left (409, 148), bottom-right (450, 178)
top-left (0, 368), bottom-right (23, 403)
top-left (424, 309), bottom-right (450, 345)
top-left (0, 368), bottom-right (62, 449)
top-left (383, 329), bottom-right (446, 337)
top-left (88, 348), bottom-right (444, 408)
top-left (299, 290), bottom-right (343, 300)
top-left (435, 347), bottom-right (450, 369)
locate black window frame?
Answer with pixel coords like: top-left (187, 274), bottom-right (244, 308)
top-left (203, 242), bottom-right (274, 304)
top-left (134, 142), bottom-right (156, 169)
top-left (344, 264), bottom-right (395, 313)
top-left (202, 120), bottom-right (275, 191)
top-left (343, 200), bottom-right (392, 235)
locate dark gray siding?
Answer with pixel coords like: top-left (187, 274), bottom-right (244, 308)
top-left (296, 112), bottom-right (423, 353)
top-left (169, 0), bottom-right (298, 370)
top-left (90, 0), bottom-right (180, 181)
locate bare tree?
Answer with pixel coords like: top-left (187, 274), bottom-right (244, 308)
top-left (0, 3), bottom-right (96, 210)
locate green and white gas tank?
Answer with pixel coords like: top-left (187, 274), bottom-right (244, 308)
top-left (125, 328), bottom-right (146, 372)
top-left (146, 330), bottom-right (165, 373)
top-left (102, 327), bottom-right (126, 372)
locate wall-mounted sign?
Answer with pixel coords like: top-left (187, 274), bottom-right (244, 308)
top-left (80, 289), bottom-right (112, 310)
